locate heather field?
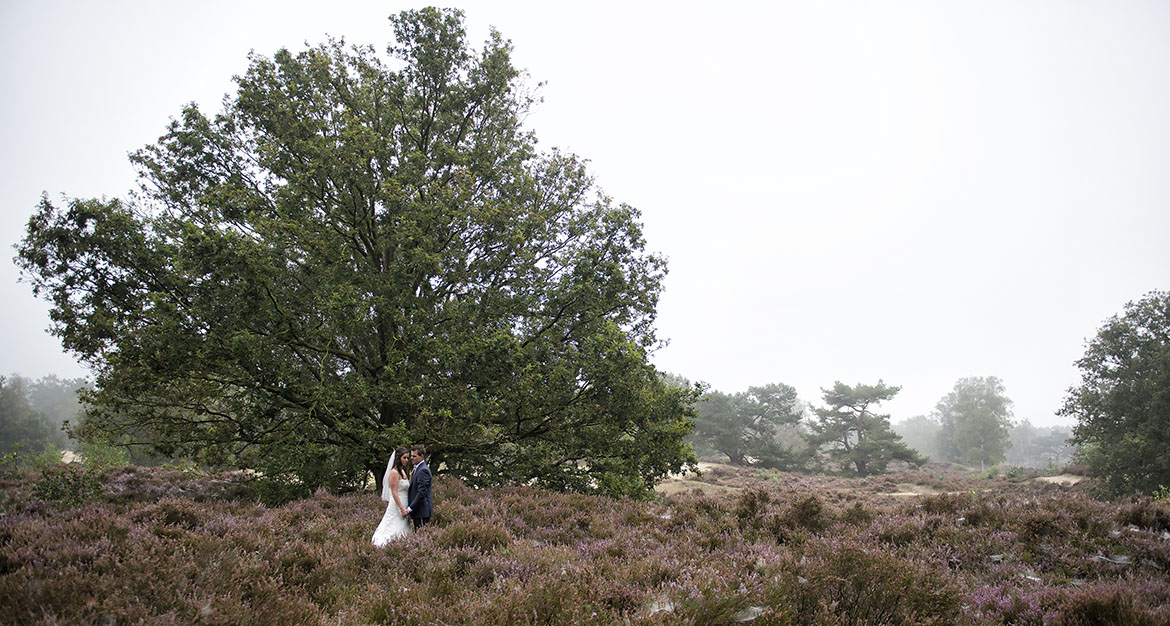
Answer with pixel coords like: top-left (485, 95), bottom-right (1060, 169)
top-left (2, 464), bottom-right (1169, 625)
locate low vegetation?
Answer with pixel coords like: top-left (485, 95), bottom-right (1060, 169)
top-left (3, 462), bottom-right (1168, 624)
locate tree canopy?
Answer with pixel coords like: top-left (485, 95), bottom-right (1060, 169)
top-left (16, 8), bottom-right (697, 498)
top-left (692, 383), bottom-right (806, 468)
top-left (809, 381), bottom-right (923, 476)
top-left (1061, 290), bottom-right (1170, 495)
top-left (933, 376), bottom-right (1014, 470)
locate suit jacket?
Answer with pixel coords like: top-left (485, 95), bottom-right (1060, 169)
top-left (407, 460), bottom-right (433, 520)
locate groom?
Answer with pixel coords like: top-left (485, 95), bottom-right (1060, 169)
top-left (403, 444), bottom-right (432, 529)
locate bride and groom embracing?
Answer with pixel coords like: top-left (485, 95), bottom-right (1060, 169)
top-left (371, 443), bottom-right (432, 546)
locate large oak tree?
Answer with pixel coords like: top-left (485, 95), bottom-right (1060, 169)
top-left (16, 8), bottom-right (697, 498)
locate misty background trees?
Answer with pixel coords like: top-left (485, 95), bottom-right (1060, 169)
top-left (0, 375), bottom-right (84, 456)
top-left (934, 376), bottom-right (1013, 471)
top-left (889, 377), bottom-right (1079, 471)
top-left (691, 383), bottom-right (805, 468)
top-left (687, 375), bottom-right (1079, 475)
top-left (808, 381), bottom-right (924, 475)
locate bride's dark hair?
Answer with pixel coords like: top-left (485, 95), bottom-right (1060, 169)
top-left (394, 446), bottom-right (411, 479)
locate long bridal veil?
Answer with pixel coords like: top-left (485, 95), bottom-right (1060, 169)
top-left (381, 451), bottom-right (396, 502)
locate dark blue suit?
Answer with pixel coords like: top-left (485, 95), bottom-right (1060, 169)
top-left (407, 460), bottom-right (432, 528)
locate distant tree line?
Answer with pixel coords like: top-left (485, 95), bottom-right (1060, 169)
top-left (687, 379), bottom-right (924, 476)
top-left (893, 376), bottom-right (1073, 471)
top-left (0, 375), bottom-right (86, 456)
top-left (688, 373), bottom-right (1081, 476)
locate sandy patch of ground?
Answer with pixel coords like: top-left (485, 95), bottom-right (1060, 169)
top-left (883, 483), bottom-right (944, 497)
top-left (654, 461), bottom-right (742, 495)
top-left (654, 478), bottom-right (741, 496)
top-left (1034, 474), bottom-right (1085, 486)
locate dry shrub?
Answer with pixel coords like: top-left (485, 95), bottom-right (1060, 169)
top-left (735, 488), bottom-right (773, 530)
top-left (918, 491), bottom-right (973, 515)
top-left (1116, 498), bottom-right (1170, 532)
top-left (432, 517), bottom-right (513, 552)
top-left (1016, 509), bottom-right (1066, 542)
top-left (1048, 585), bottom-right (1164, 626)
top-left (786, 494), bottom-right (829, 532)
top-left (841, 501), bottom-right (874, 525)
top-left (779, 541), bottom-right (961, 625)
top-left (3, 465), bottom-right (1170, 625)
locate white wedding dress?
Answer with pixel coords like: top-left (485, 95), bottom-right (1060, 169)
top-left (372, 474), bottom-right (411, 546)
top-left (372, 451), bottom-right (412, 546)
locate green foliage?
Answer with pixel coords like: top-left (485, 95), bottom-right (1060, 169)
top-left (0, 447), bottom-right (23, 479)
top-left (978, 466), bottom-right (1000, 480)
top-left (934, 376), bottom-right (1014, 470)
top-left (0, 375), bottom-right (66, 454)
top-left (31, 464), bottom-right (101, 505)
top-left (1154, 485), bottom-right (1170, 504)
top-left (808, 381), bottom-right (924, 476)
top-left (15, 8), bottom-right (696, 498)
top-left (29, 443), bottom-right (63, 471)
top-left (79, 439), bottom-right (129, 469)
top-left (692, 382), bottom-right (807, 467)
top-left (1061, 290), bottom-right (1170, 495)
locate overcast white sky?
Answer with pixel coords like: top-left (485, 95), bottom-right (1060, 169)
top-left (3, 1), bottom-right (1168, 427)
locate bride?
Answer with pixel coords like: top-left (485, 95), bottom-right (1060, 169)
top-left (371, 447), bottom-right (412, 546)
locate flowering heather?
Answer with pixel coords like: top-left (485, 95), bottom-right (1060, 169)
top-left (2, 464), bottom-right (1168, 624)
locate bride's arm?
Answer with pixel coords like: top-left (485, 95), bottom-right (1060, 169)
top-left (389, 471), bottom-right (406, 514)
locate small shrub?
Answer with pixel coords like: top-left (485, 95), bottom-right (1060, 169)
top-left (842, 501), bottom-right (874, 525)
top-left (0, 448), bottom-right (23, 479)
top-left (79, 439), bottom-right (128, 469)
top-left (1017, 509), bottom-right (1065, 540)
top-left (787, 494), bottom-right (829, 532)
top-left (31, 464), bottom-right (101, 505)
top-left (1117, 498), bottom-right (1170, 532)
top-left (918, 492), bottom-right (973, 515)
top-left (29, 443), bottom-right (63, 471)
top-left (735, 488), bottom-right (772, 530)
top-left (967, 584), bottom-right (1047, 625)
top-left (782, 542), bottom-right (961, 625)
